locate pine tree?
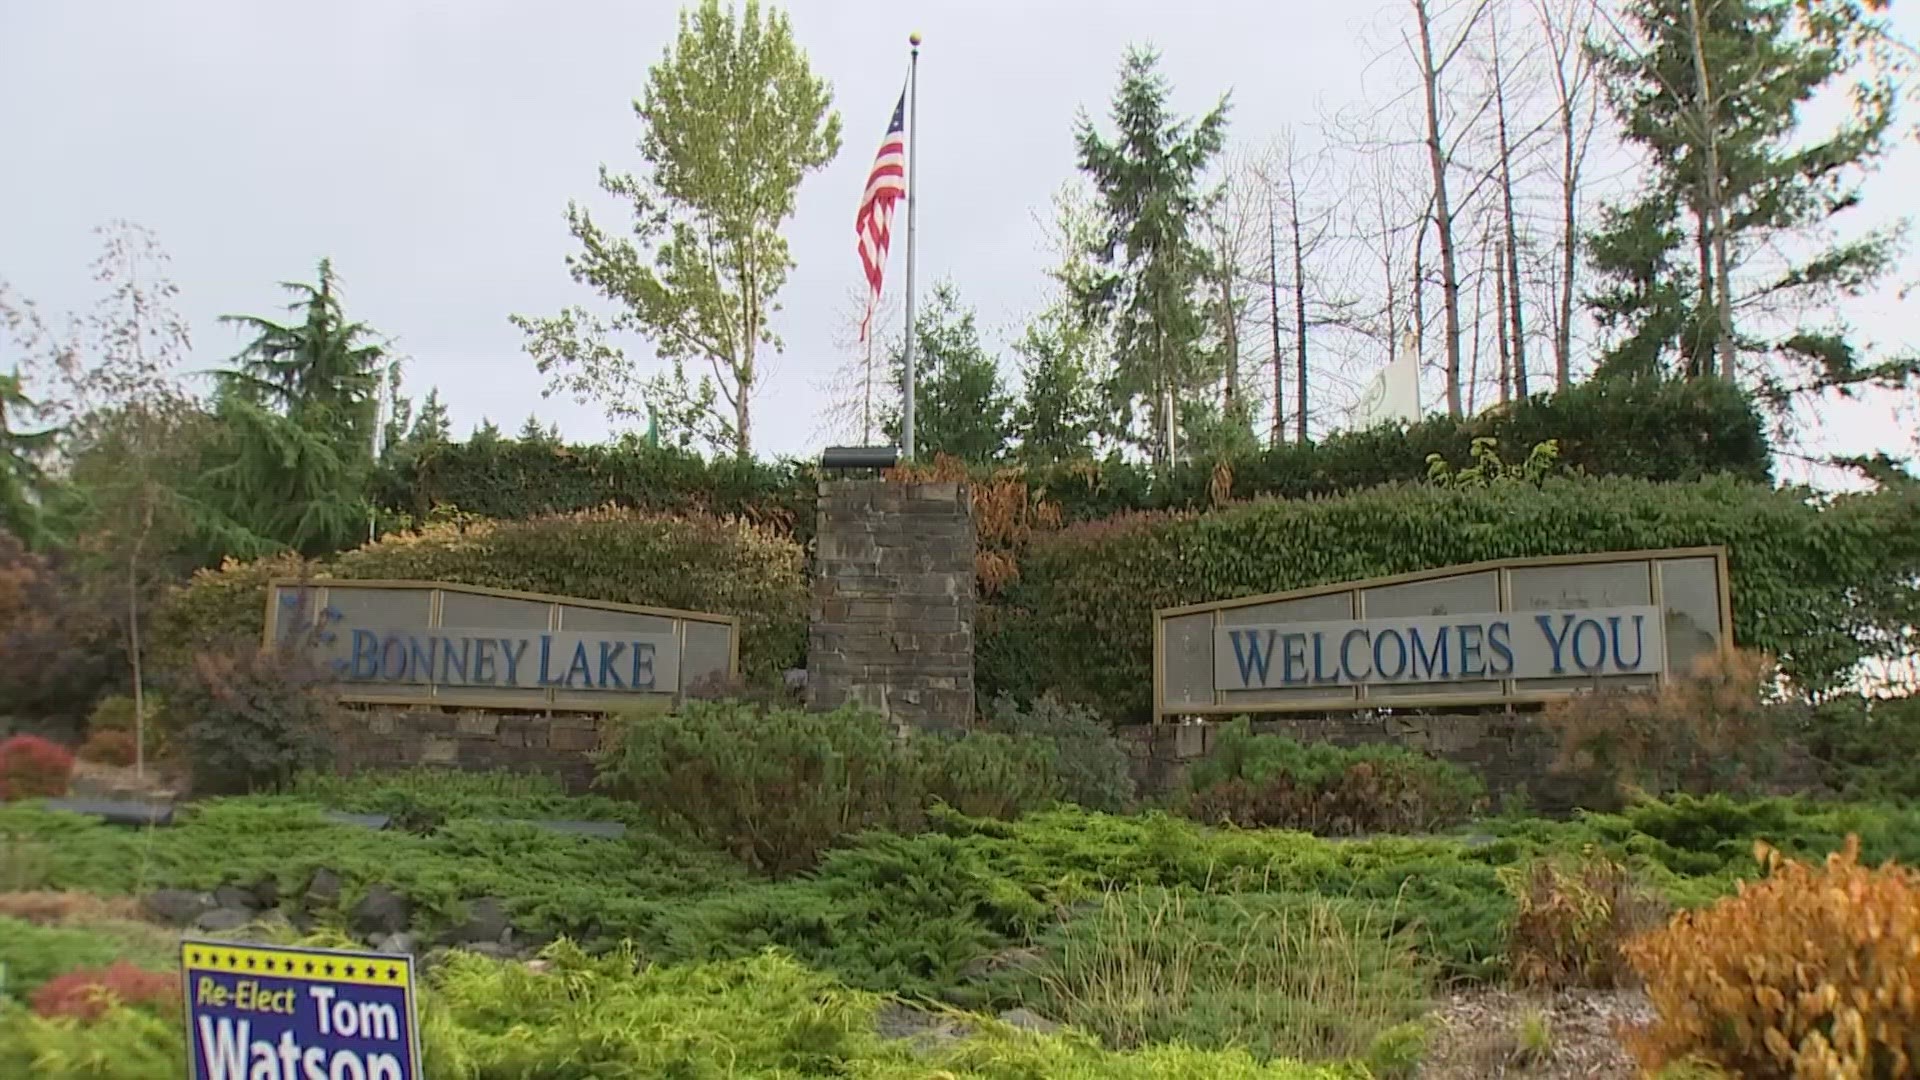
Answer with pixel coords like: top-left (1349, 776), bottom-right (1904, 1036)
top-left (0, 372), bottom-right (61, 547)
top-left (1011, 308), bottom-right (1101, 466)
top-left (1074, 47), bottom-right (1230, 464)
top-left (883, 283), bottom-right (1014, 465)
top-left (1587, 0), bottom-right (1913, 409)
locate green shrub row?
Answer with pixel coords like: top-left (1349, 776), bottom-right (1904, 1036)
top-left (370, 377), bottom-right (1770, 535)
top-left (152, 506), bottom-right (810, 681)
top-left (982, 475), bottom-right (1920, 719)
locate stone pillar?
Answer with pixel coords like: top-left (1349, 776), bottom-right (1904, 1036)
top-left (807, 478), bottom-right (976, 733)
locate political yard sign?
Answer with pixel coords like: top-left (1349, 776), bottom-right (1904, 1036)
top-left (182, 940), bottom-right (420, 1080)
top-left (1153, 546), bottom-right (1734, 719)
top-left (264, 579), bottom-right (739, 710)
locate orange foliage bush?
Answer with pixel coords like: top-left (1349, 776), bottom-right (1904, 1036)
top-left (78, 729), bottom-right (138, 767)
top-left (1547, 648), bottom-right (1787, 808)
top-left (30, 962), bottom-right (179, 1021)
top-left (1499, 847), bottom-right (1668, 990)
top-left (1624, 835), bottom-right (1920, 1078)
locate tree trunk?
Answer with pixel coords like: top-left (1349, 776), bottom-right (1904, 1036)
top-left (1413, 0), bottom-right (1467, 418)
top-left (1496, 241), bottom-right (1513, 405)
top-left (1555, 70), bottom-right (1578, 389)
top-left (128, 483), bottom-right (153, 781)
top-left (1494, 33), bottom-right (1528, 399)
top-left (1469, 230), bottom-right (1488, 416)
top-left (1220, 230), bottom-right (1240, 412)
top-left (1286, 162), bottom-right (1311, 444)
top-left (1687, 0), bottom-right (1737, 382)
top-left (1269, 195), bottom-right (1286, 447)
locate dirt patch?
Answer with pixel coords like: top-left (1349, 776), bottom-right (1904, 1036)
top-left (1418, 987), bottom-right (1654, 1079)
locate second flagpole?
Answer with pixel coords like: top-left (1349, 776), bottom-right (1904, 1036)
top-left (901, 32), bottom-right (921, 460)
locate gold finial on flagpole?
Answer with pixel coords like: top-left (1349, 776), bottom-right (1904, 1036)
top-left (910, 31), bottom-right (922, 48)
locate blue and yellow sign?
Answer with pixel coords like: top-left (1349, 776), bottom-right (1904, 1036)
top-left (181, 939), bottom-right (420, 1080)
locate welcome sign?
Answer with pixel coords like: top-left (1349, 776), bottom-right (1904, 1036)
top-left (1154, 547), bottom-right (1734, 719)
top-left (1217, 606), bottom-right (1664, 690)
top-left (266, 579), bottom-right (739, 709)
top-left (182, 940), bottom-right (420, 1080)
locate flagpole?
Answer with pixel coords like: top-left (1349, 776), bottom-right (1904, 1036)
top-left (901, 32), bottom-right (922, 460)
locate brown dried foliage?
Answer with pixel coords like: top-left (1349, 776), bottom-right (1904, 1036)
top-left (1498, 847), bottom-right (1669, 991)
top-left (1624, 836), bottom-right (1920, 1078)
top-left (1547, 648), bottom-right (1786, 808)
top-left (886, 454), bottom-right (1064, 596)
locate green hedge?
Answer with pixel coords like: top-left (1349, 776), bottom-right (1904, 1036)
top-left (153, 508), bottom-right (809, 680)
top-left (372, 378), bottom-right (1770, 532)
top-left (981, 475), bottom-right (1920, 719)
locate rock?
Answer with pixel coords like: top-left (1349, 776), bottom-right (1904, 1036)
top-left (305, 868), bottom-right (343, 910)
top-left (874, 1003), bottom-right (971, 1049)
top-left (196, 908), bottom-right (254, 933)
top-left (288, 911), bottom-right (316, 934)
top-left (960, 946), bottom-right (1045, 982)
top-left (213, 885), bottom-right (259, 912)
top-left (996, 1008), bottom-right (1061, 1035)
top-left (461, 942), bottom-right (511, 960)
top-left (438, 897), bottom-right (512, 946)
top-left (143, 888), bottom-right (214, 926)
top-left (252, 878), bottom-right (281, 909)
top-left (348, 884), bottom-right (412, 937)
top-left (374, 932), bottom-right (418, 956)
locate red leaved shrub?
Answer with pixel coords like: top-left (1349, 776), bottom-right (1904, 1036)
top-left (0, 734), bottom-right (75, 800)
top-left (30, 962), bottom-right (179, 1021)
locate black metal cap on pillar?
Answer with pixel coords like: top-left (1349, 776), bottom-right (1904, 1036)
top-left (821, 446), bottom-right (901, 472)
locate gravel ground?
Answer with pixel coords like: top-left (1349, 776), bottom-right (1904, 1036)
top-left (1418, 987), bottom-right (1656, 1079)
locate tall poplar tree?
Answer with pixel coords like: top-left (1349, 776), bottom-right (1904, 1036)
top-left (513, 0), bottom-right (842, 459)
top-left (1074, 47), bottom-right (1229, 464)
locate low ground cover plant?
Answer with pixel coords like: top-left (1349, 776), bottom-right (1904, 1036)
top-left (1177, 722), bottom-right (1487, 835)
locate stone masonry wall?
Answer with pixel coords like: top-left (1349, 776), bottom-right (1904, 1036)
top-left (807, 479), bottom-right (976, 733)
top-left (328, 708), bottom-right (606, 792)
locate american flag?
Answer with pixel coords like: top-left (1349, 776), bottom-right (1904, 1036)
top-left (856, 89), bottom-right (908, 342)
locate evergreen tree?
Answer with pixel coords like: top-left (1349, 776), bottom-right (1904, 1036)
top-left (203, 259), bottom-right (390, 557)
top-left (1011, 308), bottom-right (1100, 466)
top-left (884, 282), bottom-right (1014, 465)
top-left (1074, 47), bottom-right (1229, 464)
top-left (1587, 0), bottom-right (1913, 409)
top-left (0, 372), bottom-right (61, 547)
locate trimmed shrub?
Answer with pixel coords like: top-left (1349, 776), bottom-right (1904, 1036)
top-left (1802, 693), bottom-right (1920, 803)
top-left (983, 475), bottom-right (1920, 719)
top-left (0, 534), bottom-right (122, 738)
top-left (982, 692), bottom-right (1137, 812)
top-left (1498, 848), bottom-right (1668, 990)
top-left (30, 963), bottom-right (178, 1021)
top-left (84, 694), bottom-right (168, 764)
top-left (1547, 649), bottom-right (1791, 810)
top-left (162, 644), bottom-right (339, 794)
top-left (1624, 835), bottom-right (1920, 1077)
top-left (0, 735), bottom-right (74, 801)
top-left (153, 508), bottom-right (808, 683)
top-left (597, 700), bottom-right (924, 875)
top-left (77, 730), bottom-right (137, 768)
top-left (373, 377), bottom-right (1768, 532)
top-left (1178, 722), bottom-right (1486, 835)
top-left (597, 700), bottom-right (1065, 875)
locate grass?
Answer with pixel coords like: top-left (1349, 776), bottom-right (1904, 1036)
top-left (1002, 887), bottom-right (1432, 1062)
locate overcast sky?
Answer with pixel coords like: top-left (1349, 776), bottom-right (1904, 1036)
top-left (2, 1), bottom-right (1914, 481)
